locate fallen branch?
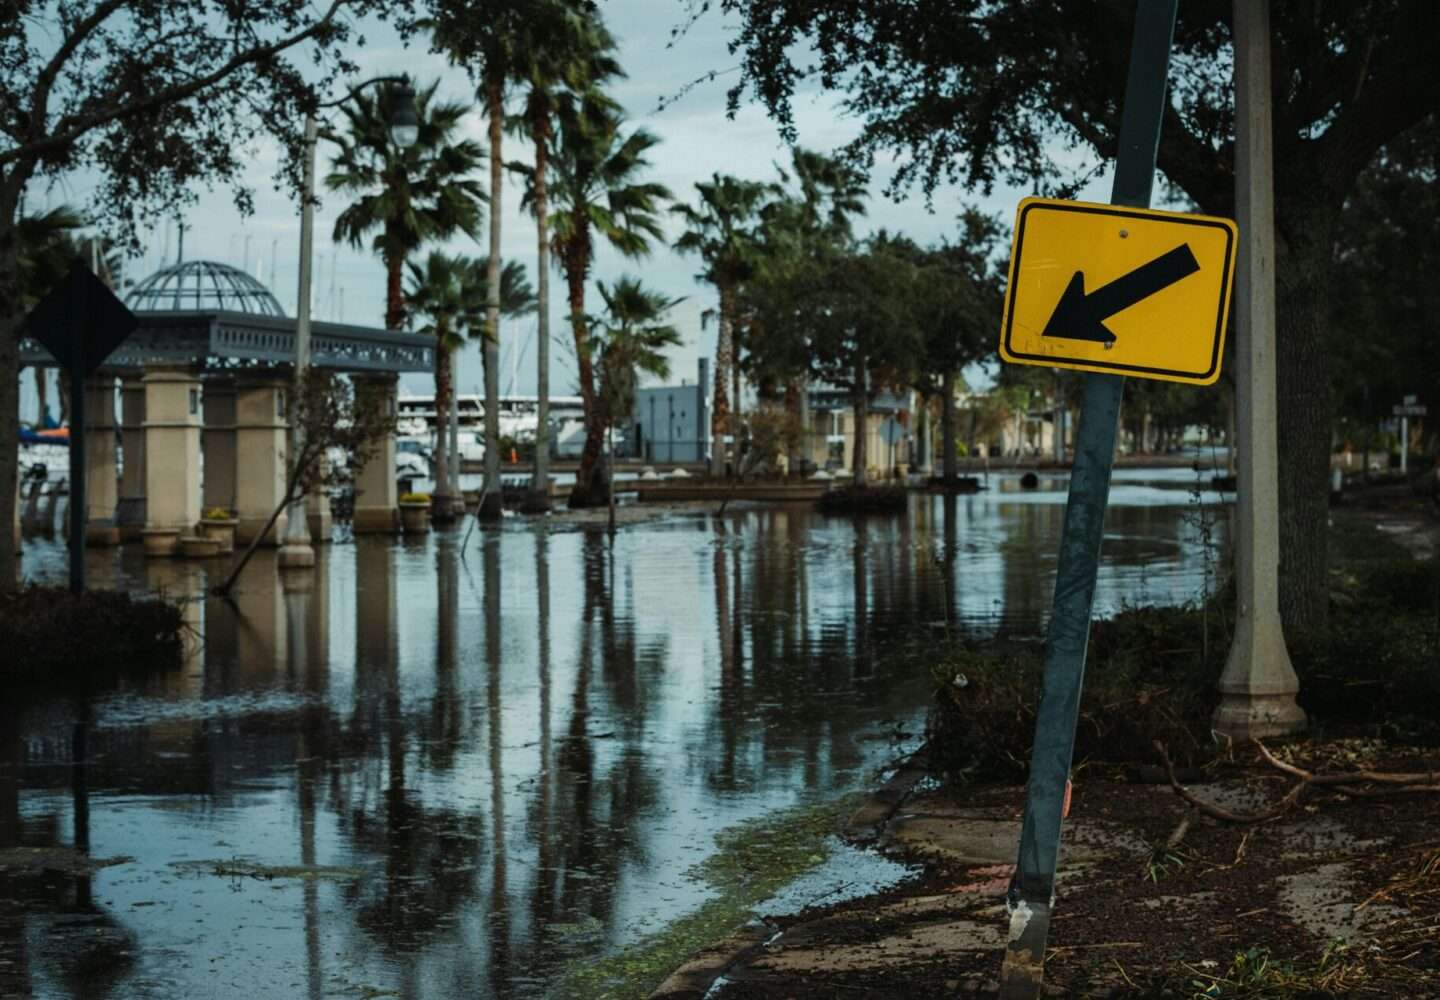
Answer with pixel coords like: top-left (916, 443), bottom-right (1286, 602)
top-left (1155, 741), bottom-right (1440, 824)
top-left (1153, 741), bottom-right (1305, 823)
top-left (1254, 741), bottom-right (1440, 787)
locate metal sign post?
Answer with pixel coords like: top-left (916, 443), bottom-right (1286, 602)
top-left (1393, 397), bottom-right (1427, 476)
top-left (25, 262), bottom-right (138, 594)
top-left (998, 1), bottom-right (1179, 996)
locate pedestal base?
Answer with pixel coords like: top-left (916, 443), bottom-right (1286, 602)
top-left (278, 542), bottom-right (316, 569)
top-left (85, 523), bottom-right (122, 547)
top-left (352, 507), bottom-right (399, 534)
top-left (237, 513), bottom-right (285, 547)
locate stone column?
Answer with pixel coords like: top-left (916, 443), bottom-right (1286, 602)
top-left (142, 366), bottom-right (202, 556)
top-left (202, 377), bottom-right (238, 516)
top-left (84, 373), bottom-right (121, 546)
top-left (351, 373), bottom-right (399, 535)
top-left (116, 375), bottom-right (148, 541)
top-left (234, 377), bottom-right (290, 547)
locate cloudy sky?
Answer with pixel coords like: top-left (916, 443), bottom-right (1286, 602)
top-left (29, 1), bottom-right (1114, 407)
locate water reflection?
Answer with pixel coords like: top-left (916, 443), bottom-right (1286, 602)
top-left (6, 475), bottom-right (1229, 998)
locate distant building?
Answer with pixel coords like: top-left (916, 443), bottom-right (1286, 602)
top-left (632, 359), bottom-right (710, 464)
top-left (802, 386), bottom-right (914, 474)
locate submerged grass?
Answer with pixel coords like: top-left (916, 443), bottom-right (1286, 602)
top-left (546, 795), bottom-right (860, 1000)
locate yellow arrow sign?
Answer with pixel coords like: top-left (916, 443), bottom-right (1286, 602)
top-left (998, 197), bottom-right (1237, 385)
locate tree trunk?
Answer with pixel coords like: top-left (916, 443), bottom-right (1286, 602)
top-left (784, 381), bottom-right (802, 475)
top-left (34, 369), bottom-right (47, 424)
top-left (0, 182), bottom-right (26, 587)
top-left (942, 370), bottom-right (956, 483)
top-left (851, 355), bottom-right (868, 488)
top-left (433, 337), bottom-right (452, 515)
top-left (732, 314), bottom-right (742, 471)
top-left (569, 244), bottom-right (604, 507)
top-left (1273, 201), bottom-right (1337, 647)
top-left (529, 113), bottom-right (552, 511)
top-left (710, 282), bottom-right (733, 478)
top-left (480, 75), bottom-right (504, 520)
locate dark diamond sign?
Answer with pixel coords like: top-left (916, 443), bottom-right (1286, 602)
top-left (25, 261), bottom-right (137, 376)
top-left (23, 261), bottom-right (137, 593)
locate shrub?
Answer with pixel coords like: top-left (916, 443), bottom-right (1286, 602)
top-left (2, 586), bottom-right (185, 692)
top-left (815, 484), bottom-right (909, 514)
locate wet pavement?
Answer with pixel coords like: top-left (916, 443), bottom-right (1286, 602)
top-left (3, 470), bottom-right (1230, 998)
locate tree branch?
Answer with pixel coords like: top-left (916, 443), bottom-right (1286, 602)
top-left (27, 0), bottom-right (131, 146)
top-left (3, 0), bottom-right (351, 168)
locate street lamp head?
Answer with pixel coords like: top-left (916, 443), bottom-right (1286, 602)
top-left (387, 77), bottom-right (419, 149)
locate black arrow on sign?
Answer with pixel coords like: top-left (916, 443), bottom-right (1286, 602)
top-left (1041, 243), bottom-right (1201, 346)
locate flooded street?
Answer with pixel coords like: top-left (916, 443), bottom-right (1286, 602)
top-left (4, 470), bottom-right (1230, 998)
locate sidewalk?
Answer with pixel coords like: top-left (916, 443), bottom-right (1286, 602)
top-left (653, 741), bottom-right (1440, 999)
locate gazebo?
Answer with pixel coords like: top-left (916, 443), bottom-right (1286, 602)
top-left (20, 260), bottom-right (434, 550)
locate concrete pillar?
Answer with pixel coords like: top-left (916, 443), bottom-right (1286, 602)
top-left (142, 366), bottom-right (202, 556)
top-left (234, 378), bottom-right (290, 546)
top-left (202, 377), bottom-right (238, 516)
top-left (84, 373), bottom-right (121, 546)
top-left (234, 553), bottom-right (286, 685)
top-left (351, 373), bottom-right (399, 535)
top-left (1214, 0), bottom-right (1305, 740)
top-left (116, 375), bottom-right (147, 541)
top-left (306, 458), bottom-right (333, 543)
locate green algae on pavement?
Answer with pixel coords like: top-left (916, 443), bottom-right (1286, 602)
top-left (546, 794), bottom-right (863, 1000)
top-left (169, 858), bottom-right (368, 881)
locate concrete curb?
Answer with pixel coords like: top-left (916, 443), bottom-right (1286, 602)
top-left (648, 749), bottom-right (933, 999)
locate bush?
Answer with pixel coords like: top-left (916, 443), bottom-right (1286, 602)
top-left (926, 559), bottom-right (1440, 783)
top-left (1, 585), bottom-right (185, 692)
top-left (815, 484), bottom-right (909, 514)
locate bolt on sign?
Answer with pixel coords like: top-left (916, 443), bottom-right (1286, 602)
top-left (999, 197), bottom-right (1238, 385)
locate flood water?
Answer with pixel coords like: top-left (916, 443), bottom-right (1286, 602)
top-left (4, 469), bottom-right (1231, 998)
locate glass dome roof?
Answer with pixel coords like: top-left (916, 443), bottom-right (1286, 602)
top-left (125, 259), bottom-right (285, 317)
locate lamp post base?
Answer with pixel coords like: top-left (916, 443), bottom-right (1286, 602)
top-left (1213, 613), bottom-right (1307, 741)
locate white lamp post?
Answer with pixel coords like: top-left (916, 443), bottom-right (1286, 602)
top-left (279, 77), bottom-right (418, 569)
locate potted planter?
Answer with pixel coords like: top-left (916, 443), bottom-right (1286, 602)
top-left (398, 493), bottom-right (430, 535)
top-left (197, 508), bottom-right (239, 554)
top-left (140, 527), bottom-right (181, 558)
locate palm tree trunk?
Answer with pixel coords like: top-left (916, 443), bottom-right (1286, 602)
top-left (529, 115), bottom-right (552, 511)
top-left (852, 355), bottom-right (868, 488)
top-left (570, 249), bottom-right (605, 507)
top-left (710, 282), bottom-right (733, 478)
top-left (480, 75), bottom-right (505, 520)
top-left (384, 241), bottom-right (405, 332)
top-left (942, 370), bottom-right (957, 483)
top-left (433, 340), bottom-right (452, 519)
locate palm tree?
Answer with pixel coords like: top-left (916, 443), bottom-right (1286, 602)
top-left (405, 252), bottom-right (467, 516)
top-left (509, 4), bottom-right (623, 511)
top-left (593, 276), bottom-right (683, 530)
top-left (785, 147), bottom-right (867, 243)
top-left (673, 175), bottom-right (775, 477)
top-left (548, 104), bottom-right (671, 506)
top-left (325, 80), bottom-right (485, 331)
